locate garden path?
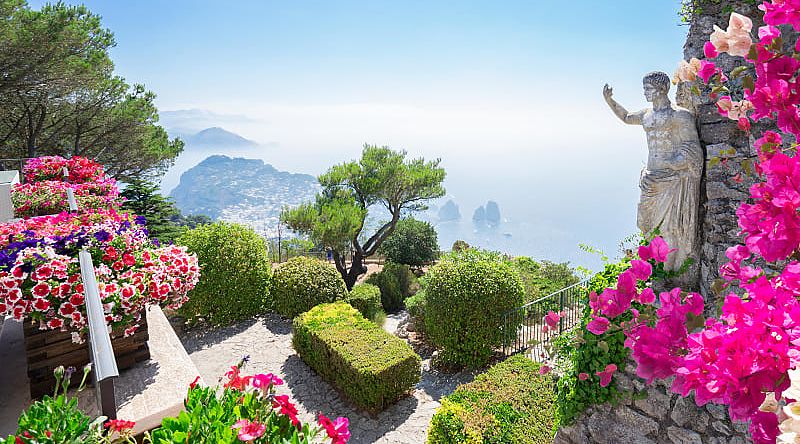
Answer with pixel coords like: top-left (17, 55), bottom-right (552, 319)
top-left (180, 313), bottom-right (475, 444)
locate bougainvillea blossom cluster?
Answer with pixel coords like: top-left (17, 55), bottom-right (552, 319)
top-left (587, 3), bottom-right (800, 442)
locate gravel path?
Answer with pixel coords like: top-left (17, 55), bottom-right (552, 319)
top-left (180, 313), bottom-right (475, 444)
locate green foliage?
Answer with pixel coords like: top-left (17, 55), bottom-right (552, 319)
top-left (283, 145), bottom-right (446, 289)
top-left (451, 240), bottom-right (470, 252)
top-left (378, 217), bottom-right (439, 266)
top-left (147, 385), bottom-right (315, 444)
top-left (678, 0), bottom-right (760, 24)
top-left (121, 178), bottom-right (185, 243)
top-left (2, 365), bottom-right (110, 444)
top-left (366, 262), bottom-right (417, 312)
top-left (511, 257), bottom-right (580, 304)
top-left (405, 289), bottom-right (427, 330)
top-left (554, 258), bottom-right (632, 428)
top-left (0, 2), bottom-right (182, 178)
top-left (424, 256), bottom-right (524, 368)
top-left (292, 302), bottom-right (421, 412)
top-left (177, 222), bottom-right (272, 326)
top-left (344, 283), bottom-right (383, 321)
top-left (427, 355), bottom-right (555, 444)
top-left (271, 256), bottom-right (347, 318)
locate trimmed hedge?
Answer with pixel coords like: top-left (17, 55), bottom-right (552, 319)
top-left (378, 217), bottom-right (439, 266)
top-left (292, 302), bottom-right (421, 412)
top-left (177, 222), bottom-right (271, 326)
top-left (344, 283), bottom-right (382, 321)
top-left (427, 355), bottom-right (556, 444)
top-left (271, 256), bottom-right (347, 318)
top-left (424, 257), bottom-right (524, 367)
top-left (366, 262), bottom-right (417, 312)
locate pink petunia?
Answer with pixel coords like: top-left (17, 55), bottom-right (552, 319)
top-left (231, 419), bottom-right (266, 442)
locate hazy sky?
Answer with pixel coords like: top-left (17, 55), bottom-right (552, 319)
top-left (30, 0), bottom-right (695, 266)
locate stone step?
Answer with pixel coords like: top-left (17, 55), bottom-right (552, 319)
top-left (0, 305), bottom-right (204, 437)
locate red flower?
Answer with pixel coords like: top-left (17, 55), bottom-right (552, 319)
top-left (189, 375), bottom-right (201, 390)
top-left (105, 419), bottom-right (135, 433)
top-left (223, 366), bottom-right (252, 391)
top-left (32, 282), bottom-right (50, 297)
top-left (32, 298), bottom-right (49, 312)
top-left (122, 253), bottom-right (136, 266)
top-left (273, 394), bottom-right (300, 426)
top-left (47, 318), bottom-right (63, 329)
top-left (318, 414), bottom-right (350, 444)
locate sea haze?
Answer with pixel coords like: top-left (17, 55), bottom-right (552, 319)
top-left (161, 112), bottom-right (643, 273)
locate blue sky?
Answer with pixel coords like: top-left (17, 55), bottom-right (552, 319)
top-left (29, 0), bottom-right (695, 266)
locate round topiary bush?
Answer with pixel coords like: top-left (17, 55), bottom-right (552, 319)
top-left (378, 217), bottom-right (439, 266)
top-left (366, 262), bottom-right (417, 312)
top-left (271, 256), bottom-right (347, 318)
top-left (177, 222), bottom-right (271, 326)
top-left (345, 283), bottom-right (382, 321)
top-left (424, 257), bottom-right (524, 367)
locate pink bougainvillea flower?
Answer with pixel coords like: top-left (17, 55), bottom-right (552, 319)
top-left (673, 58), bottom-right (703, 83)
top-left (749, 411), bottom-right (779, 444)
top-left (697, 59), bottom-right (719, 83)
top-left (738, 117), bottom-right (752, 131)
top-left (637, 236), bottom-right (672, 263)
top-left (231, 419), bottom-right (266, 442)
top-left (704, 41), bottom-right (719, 58)
top-left (539, 365), bottom-right (552, 375)
top-left (629, 259), bottom-right (652, 281)
top-left (587, 316), bottom-right (610, 335)
top-left (596, 364), bottom-right (617, 387)
top-left (544, 310), bottom-right (561, 330)
top-left (578, 372), bottom-right (590, 381)
top-left (252, 373), bottom-right (284, 391)
top-left (318, 415), bottom-right (350, 444)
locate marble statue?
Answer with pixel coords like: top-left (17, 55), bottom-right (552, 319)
top-left (603, 71), bottom-right (703, 272)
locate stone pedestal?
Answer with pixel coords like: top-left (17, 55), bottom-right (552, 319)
top-left (0, 171), bottom-right (19, 223)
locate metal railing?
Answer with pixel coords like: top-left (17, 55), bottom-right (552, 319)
top-left (501, 279), bottom-right (590, 357)
top-left (79, 249), bottom-right (119, 419)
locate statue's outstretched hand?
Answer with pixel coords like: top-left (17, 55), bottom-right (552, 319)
top-left (603, 84), bottom-right (614, 102)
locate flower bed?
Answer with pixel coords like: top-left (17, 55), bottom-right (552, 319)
top-left (0, 156), bottom-right (200, 397)
top-left (292, 302), bottom-right (421, 412)
top-left (428, 355), bottom-right (555, 443)
top-left (11, 156), bottom-right (121, 218)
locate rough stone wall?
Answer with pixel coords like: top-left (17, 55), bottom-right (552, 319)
top-left (676, 1), bottom-right (763, 301)
top-left (554, 364), bottom-right (751, 444)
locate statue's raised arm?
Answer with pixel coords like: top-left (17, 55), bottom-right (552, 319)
top-left (603, 84), bottom-right (644, 125)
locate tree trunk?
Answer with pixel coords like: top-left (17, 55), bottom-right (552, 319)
top-left (342, 253), bottom-right (368, 291)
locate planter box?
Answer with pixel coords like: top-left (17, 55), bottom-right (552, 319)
top-left (23, 316), bottom-right (150, 399)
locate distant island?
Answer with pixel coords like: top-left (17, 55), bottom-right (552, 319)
top-left (183, 127), bottom-right (258, 147)
top-left (170, 155), bottom-right (319, 235)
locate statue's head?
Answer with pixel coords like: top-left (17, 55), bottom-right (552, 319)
top-left (642, 71), bottom-right (670, 102)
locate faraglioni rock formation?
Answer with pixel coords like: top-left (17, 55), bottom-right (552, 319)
top-left (437, 199), bottom-right (461, 221)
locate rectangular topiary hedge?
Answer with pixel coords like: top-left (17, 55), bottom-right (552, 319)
top-left (427, 354), bottom-right (555, 443)
top-left (292, 302), bottom-right (421, 412)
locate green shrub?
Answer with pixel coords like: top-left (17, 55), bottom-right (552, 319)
top-left (366, 262), bottom-right (417, 312)
top-left (427, 355), bottom-right (556, 444)
top-left (554, 258), bottom-right (631, 428)
top-left (378, 217), bottom-right (439, 266)
top-left (404, 289), bottom-right (426, 330)
top-left (512, 257), bottom-right (580, 304)
top-left (292, 302), bottom-right (421, 412)
top-left (345, 283), bottom-right (382, 321)
top-left (424, 256), bottom-right (524, 368)
top-left (271, 256), bottom-right (347, 318)
top-left (177, 222), bottom-right (271, 326)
